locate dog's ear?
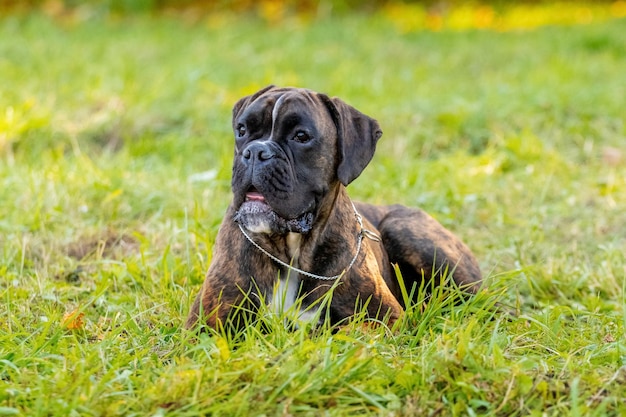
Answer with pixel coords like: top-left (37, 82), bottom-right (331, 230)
top-left (320, 94), bottom-right (383, 186)
top-left (232, 85), bottom-right (276, 129)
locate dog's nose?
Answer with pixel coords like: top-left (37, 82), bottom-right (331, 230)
top-left (242, 142), bottom-right (276, 163)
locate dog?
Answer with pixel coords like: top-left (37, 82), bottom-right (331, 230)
top-left (185, 86), bottom-right (482, 331)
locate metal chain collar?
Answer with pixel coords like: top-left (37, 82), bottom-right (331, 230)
top-left (237, 203), bottom-right (381, 281)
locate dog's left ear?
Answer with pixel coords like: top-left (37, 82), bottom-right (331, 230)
top-left (320, 94), bottom-right (383, 186)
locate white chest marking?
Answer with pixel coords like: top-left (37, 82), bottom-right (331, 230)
top-left (286, 232), bottom-right (301, 259)
top-left (271, 233), bottom-right (301, 313)
top-left (269, 233), bottom-right (321, 326)
top-left (271, 269), bottom-right (300, 314)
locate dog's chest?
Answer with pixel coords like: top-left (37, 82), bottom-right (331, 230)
top-left (270, 232), bottom-right (301, 312)
top-left (270, 233), bottom-right (320, 324)
top-left (271, 268), bottom-right (300, 313)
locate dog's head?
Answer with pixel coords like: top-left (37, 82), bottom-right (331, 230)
top-left (230, 86), bottom-right (382, 235)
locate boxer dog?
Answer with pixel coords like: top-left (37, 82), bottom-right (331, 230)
top-left (186, 86), bottom-right (481, 331)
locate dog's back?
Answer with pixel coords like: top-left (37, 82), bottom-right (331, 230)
top-left (356, 202), bottom-right (482, 306)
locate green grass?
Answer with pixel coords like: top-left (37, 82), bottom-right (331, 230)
top-left (1, 10), bottom-right (625, 416)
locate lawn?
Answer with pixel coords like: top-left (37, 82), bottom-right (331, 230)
top-left (1, 5), bottom-right (625, 416)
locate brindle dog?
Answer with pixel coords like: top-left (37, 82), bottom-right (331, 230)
top-left (186, 86), bottom-right (481, 330)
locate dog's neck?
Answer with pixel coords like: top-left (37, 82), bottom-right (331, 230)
top-left (236, 183), bottom-right (362, 275)
top-left (295, 185), bottom-right (362, 272)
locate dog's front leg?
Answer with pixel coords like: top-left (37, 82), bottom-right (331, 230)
top-left (184, 265), bottom-right (256, 331)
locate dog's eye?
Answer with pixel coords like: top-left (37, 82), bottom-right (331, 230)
top-left (236, 125), bottom-right (246, 137)
top-left (292, 131), bottom-right (311, 143)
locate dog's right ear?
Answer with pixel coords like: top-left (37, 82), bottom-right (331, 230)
top-left (232, 85), bottom-right (276, 129)
top-left (320, 94), bottom-right (383, 186)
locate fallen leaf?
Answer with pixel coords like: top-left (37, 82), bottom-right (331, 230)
top-left (62, 310), bottom-right (85, 330)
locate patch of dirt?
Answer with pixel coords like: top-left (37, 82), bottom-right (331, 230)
top-left (66, 228), bottom-right (139, 260)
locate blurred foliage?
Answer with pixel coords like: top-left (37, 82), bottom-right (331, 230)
top-left (384, 1), bottom-right (626, 31)
top-left (1, 0), bottom-right (626, 30)
top-left (6, 0), bottom-right (379, 15)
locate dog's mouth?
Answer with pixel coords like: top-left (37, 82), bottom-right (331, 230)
top-left (234, 187), bottom-right (315, 234)
top-left (241, 187), bottom-right (274, 214)
top-left (245, 187), bottom-right (268, 204)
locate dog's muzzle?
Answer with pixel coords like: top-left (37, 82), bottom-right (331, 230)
top-left (234, 196), bottom-right (314, 235)
top-left (233, 141), bottom-right (316, 234)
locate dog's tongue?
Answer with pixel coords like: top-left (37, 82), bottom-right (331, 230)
top-left (246, 191), bottom-right (266, 202)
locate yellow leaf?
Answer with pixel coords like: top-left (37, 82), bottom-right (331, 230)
top-left (62, 310), bottom-right (85, 330)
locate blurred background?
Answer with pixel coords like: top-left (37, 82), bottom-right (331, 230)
top-left (2, 0), bottom-right (626, 27)
top-left (2, 1), bottom-right (626, 415)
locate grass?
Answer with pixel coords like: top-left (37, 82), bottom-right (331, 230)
top-left (1, 7), bottom-right (625, 416)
